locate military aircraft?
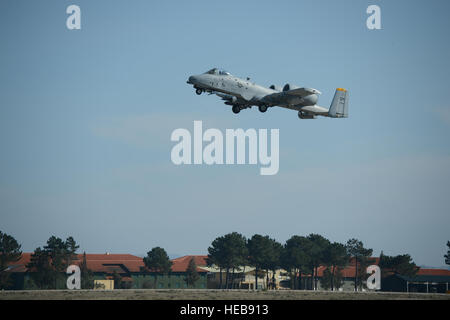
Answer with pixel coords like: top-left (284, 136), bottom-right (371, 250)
top-left (187, 68), bottom-right (349, 119)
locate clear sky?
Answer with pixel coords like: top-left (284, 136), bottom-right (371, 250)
top-left (1, 0), bottom-right (449, 267)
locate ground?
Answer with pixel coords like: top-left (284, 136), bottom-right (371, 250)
top-left (1, 289), bottom-right (449, 300)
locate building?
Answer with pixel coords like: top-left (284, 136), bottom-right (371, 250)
top-left (381, 269), bottom-right (450, 293)
top-left (204, 266), bottom-right (291, 290)
top-left (5, 253), bottom-right (208, 290)
top-left (138, 255), bottom-right (208, 289)
top-left (93, 279), bottom-right (114, 290)
top-left (5, 253), bottom-right (450, 292)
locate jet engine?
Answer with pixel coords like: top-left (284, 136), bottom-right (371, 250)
top-left (298, 111), bottom-right (316, 119)
top-left (283, 84), bottom-right (300, 92)
top-left (269, 84), bottom-right (282, 92)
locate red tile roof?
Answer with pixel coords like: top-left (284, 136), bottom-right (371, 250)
top-left (298, 257), bottom-right (380, 278)
top-left (6, 253), bottom-right (209, 274)
top-left (9, 253), bottom-right (448, 277)
top-left (84, 255), bottom-right (144, 273)
top-left (417, 268), bottom-right (450, 276)
top-left (171, 255), bottom-right (209, 273)
top-left (6, 253), bottom-right (145, 273)
top-left (5, 252), bottom-right (32, 273)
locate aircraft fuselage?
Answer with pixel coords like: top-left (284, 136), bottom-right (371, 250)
top-left (187, 68), bottom-right (348, 119)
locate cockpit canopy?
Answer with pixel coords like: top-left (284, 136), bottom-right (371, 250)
top-left (204, 68), bottom-right (231, 76)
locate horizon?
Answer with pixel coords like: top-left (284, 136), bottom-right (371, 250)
top-left (1, 1), bottom-right (449, 269)
top-left (10, 249), bottom-right (450, 270)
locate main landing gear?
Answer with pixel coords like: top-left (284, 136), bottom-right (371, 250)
top-left (232, 105), bottom-right (241, 114)
top-left (232, 105), bottom-right (268, 114)
top-left (258, 105), bottom-right (268, 113)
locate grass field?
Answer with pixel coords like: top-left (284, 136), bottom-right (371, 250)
top-left (1, 289), bottom-right (449, 300)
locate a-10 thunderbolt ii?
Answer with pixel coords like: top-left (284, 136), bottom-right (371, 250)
top-left (187, 68), bottom-right (348, 119)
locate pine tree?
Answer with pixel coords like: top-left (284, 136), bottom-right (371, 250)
top-left (445, 241), bottom-right (450, 266)
top-left (346, 238), bottom-right (373, 291)
top-left (379, 253), bottom-right (419, 277)
top-left (322, 242), bottom-right (348, 291)
top-left (80, 252), bottom-right (94, 289)
top-left (282, 236), bottom-right (312, 290)
top-left (207, 232), bottom-right (247, 289)
top-left (0, 231), bottom-right (22, 289)
top-left (184, 257), bottom-right (200, 288)
top-left (248, 234), bottom-right (272, 290)
top-left (307, 234), bottom-right (331, 290)
top-left (27, 235), bottom-right (80, 289)
top-left (143, 247), bottom-right (173, 288)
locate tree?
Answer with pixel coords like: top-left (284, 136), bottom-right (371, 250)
top-left (265, 238), bottom-right (283, 290)
top-left (320, 267), bottom-right (343, 290)
top-left (379, 253), bottom-right (419, 278)
top-left (0, 231), bottom-right (22, 289)
top-left (27, 247), bottom-right (54, 289)
top-left (322, 242), bottom-right (348, 291)
top-left (207, 235), bottom-right (226, 289)
top-left (445, 241), bottom-right (450, 266)
top-left (184, 257), bottom-right (200, 288)
top-left (306, 234), bottom-right (331, 290)
top-left (207, 232), bottom-right (247, 289)
top-left (282, 236), bottom-right (312, 290)
top-left (79, 252), bottom-right (94, 289)
top-left (27, 235), bottom-right (80, 289)
top-left (223, 232), bottom-right (248, 289)
top-left (143, 247), bottom-right (173, 288)
top-left (247, 234), bottom-right (272, 290)
top-left (65, 236), bottom-right (79, 265)
top-left (346, 238), bottom-right (373, 291)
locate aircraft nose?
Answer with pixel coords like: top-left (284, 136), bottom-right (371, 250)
top-left (188, 76), bottom-right (197, 84)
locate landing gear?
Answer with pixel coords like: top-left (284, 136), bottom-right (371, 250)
top-left (258, 105), bottom-right (268, 113)
top-left (195, 88), bottom-right (202, 95)
top-left (232, 105), bottom-right (241, 114)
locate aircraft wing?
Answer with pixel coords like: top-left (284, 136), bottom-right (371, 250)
top-left (216, 92), bottom-right (247, 105)
top-left (216, 92), bottom-right (233, 101)
top-left (284, 87), bottom-right (321, 96)
top-left (261, 87), bottom-right (321, 106)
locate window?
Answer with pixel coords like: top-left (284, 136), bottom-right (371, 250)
top-left (204, 68), bottom-right (218, 75)
top-left (204, 68), bottom-right (230, 76)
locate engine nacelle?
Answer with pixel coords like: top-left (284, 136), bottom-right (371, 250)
top-left (283, 83), bottom-right (300, 92)
top-left (269, 84), bottom-right (282, 92)
top-left (298, 111), bottom-right (316, 119)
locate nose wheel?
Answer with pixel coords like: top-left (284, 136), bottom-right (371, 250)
top-left (195, 88), bottom-right (203, 95)
top-left (258, 105), bottom-right (268, 113)
top-left (232, 105), bottom-right (241, 114)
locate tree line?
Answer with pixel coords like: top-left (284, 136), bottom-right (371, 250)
top-left (0, 231), bottom-right (200, 290)
top-left (206, 232), bottom-right (422, 290)
top-left (1, 230), bottom-right (449, 290)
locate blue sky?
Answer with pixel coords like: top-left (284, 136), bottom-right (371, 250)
top-left (1, 0), bottom-right (449, 267)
